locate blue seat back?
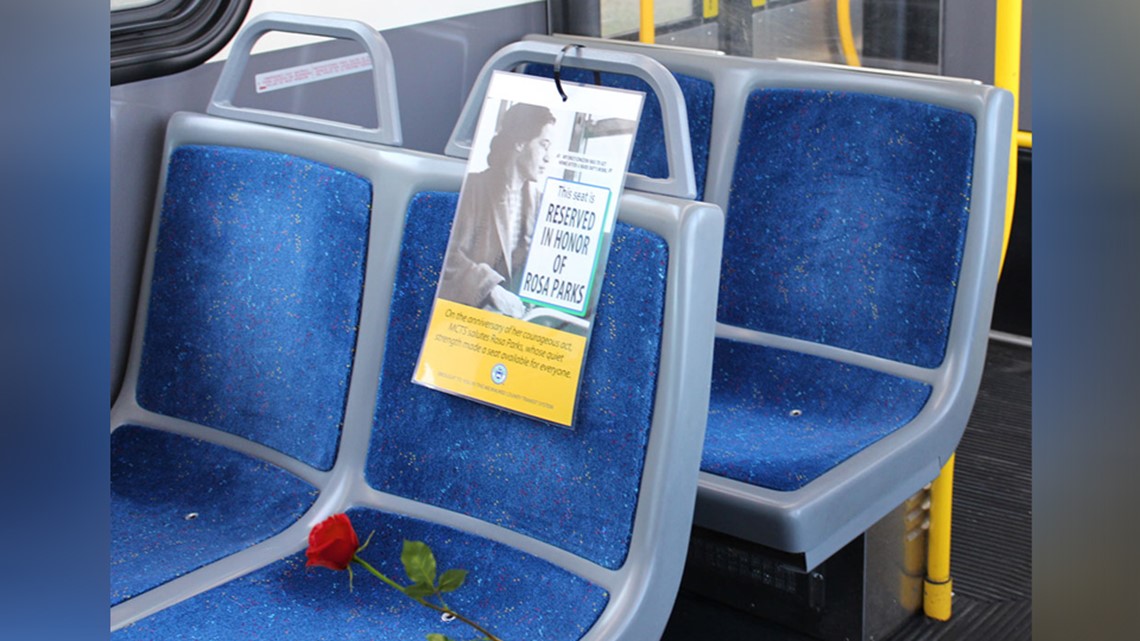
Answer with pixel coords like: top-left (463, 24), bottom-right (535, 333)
top-left (114, 12), bottom-right (408, 472)
top-left (720, 88), bottom-right (976, 367)
top-left (367, 192), bottom-right (669, 569)
top-left (135, 145), bottom-right (371, 469)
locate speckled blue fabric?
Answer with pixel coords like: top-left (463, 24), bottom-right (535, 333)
top-left (718, 89), bottom-right (976, 368)
top-left (136, 145), bottom-right (372, 470)
top-left (702, 340), bottom-right (932, 491)
top-left (110, 425), bottom-right (317, 605)
top-left (367, 191), bottom-right (667, 570)
top-left (113, 508), bottom-right (609, 641)
top-left (525, 65), bottom-right (713, 201)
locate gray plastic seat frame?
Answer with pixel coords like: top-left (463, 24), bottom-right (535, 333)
top-left (112, 23), bottom-right (726, 641)
top-left (208, 12), bottom-right (403, 145)
top-left (526, 33), bottom-right (1014, 570)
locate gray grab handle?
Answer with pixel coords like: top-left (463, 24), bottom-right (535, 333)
top-left (444, 41), bottom-right (696, 199)
top-left (208, 12), bottom-right (402, 146)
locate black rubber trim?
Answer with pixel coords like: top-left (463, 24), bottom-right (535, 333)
top-left (111, 0), bottom-right (252, 85)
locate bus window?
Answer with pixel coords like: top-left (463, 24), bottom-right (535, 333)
top-left (551, 0), bottom-right (943, 74)
top-left (111, 0), bottom-right (251, 85)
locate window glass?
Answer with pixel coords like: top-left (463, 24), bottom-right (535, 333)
top-left (601, 0), bottom-right (697, 38)
top-left (111, 0), bottom-right (251, 84)
top-left (570, 0), bottom-right (945, 75)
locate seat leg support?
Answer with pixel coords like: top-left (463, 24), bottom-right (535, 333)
top-left (681, 498), bottom-right (927, 641)
top-left (923, 453), bottom-right (955, 620)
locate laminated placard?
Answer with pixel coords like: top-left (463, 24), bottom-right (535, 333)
top-left (413, 70), bottom-right (644, 427)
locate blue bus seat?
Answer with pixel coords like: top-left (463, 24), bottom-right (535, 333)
top-left (525, 34), bottom-right (1014, 570)
top-left (111, 12), bottom-right (405, 613)
top-left (114, 159), bottom-right (722, 641)
top-left (113, 30), bottom-right (726, 641)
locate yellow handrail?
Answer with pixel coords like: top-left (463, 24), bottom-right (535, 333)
top-left (836, 0), bottom-right (862, 67)
top-left (924, 1), bottom-right (1023, 623)
top-left (995, 0), bottom-right (1022, 272)
top-left (924, 454), bottom-right (956, 620)
top-left (1017, 130), bottom-right (1032, 149)
top-left (640, 0), bottom-right (655, 44)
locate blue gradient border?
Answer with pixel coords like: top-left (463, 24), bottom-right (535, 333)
top-left (0, 2), bottom-right (110, 639)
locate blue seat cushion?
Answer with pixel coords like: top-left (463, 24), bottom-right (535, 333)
top-left (113, 508), bottom-right (609, 641)
top-left (525, 64), bottom-right (714, 200)
top-left (702, 340), bottom-right (932, 491)
top-left (136, 145), bottom-right (372, 470)
top-left (367, 191), bottom-right (668, 570)
top-left (718, 89), bottom-right (976, 367)
top-left (111, 425), bottom-right (317, 605)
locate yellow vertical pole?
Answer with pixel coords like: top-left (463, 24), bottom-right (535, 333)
top-left (923, 454), bottom-right (955, 620)
top-left (925, 2), bottom-right (1022, 622)
top-left (994, 0), bottom-right (1022, 272)
top-left (640, 0), bottom-right (656, 44)
top-left (836, 0), bottom-right (862, 67)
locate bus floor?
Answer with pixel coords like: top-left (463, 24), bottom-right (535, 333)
top-left (662, 337), bottom-right (1032, 641)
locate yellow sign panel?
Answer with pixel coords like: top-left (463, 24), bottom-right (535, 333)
top-left (415, 299), bottom-right (586, 426)
top-left (703, 0), bottom-right (719, 19)
top-left (753, 0), bottom-right (767, 8)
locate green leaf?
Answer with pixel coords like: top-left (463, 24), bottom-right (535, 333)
top-left (404, 582), bottom-right (436, 599)
top-left (401, 540), bottom-right (437, 586)
top-left (424, 634), bottom-right (453, 641)
top-left (438, 568), bottom-right (468, 593)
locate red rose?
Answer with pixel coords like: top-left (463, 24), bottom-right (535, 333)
top-left (306, 513), bottom-right (359, 571)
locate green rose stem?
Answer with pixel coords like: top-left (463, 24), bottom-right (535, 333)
top-left (351, 555), bottom-right (504, 641)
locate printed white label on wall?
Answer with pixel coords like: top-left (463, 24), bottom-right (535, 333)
top-left (254, 53), bottom-right (372, 93)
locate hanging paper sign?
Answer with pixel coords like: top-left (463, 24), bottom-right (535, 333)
top-left (413, 70), bottom-right (644, 427)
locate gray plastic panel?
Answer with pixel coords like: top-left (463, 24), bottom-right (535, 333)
top-left (528, 34), bottom-right (1014, 570)
top-left (445, 40), bottom-right (697, 199)
top-left (207, 12), bottom-right (403, 146)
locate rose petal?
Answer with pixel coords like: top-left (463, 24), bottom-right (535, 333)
top-left (306, 513), bottom-right (359, 570)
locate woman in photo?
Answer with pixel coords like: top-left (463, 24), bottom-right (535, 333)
top-left (438, 102), bottom-right (558, 318)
